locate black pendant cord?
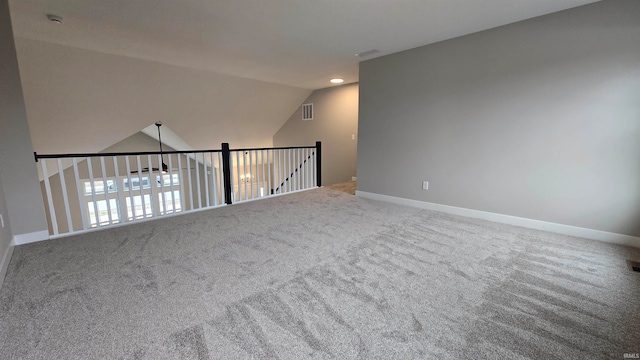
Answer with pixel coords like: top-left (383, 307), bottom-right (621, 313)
top-left (156, 122), bottom-right (163, 154)
top-left (156, 122), bottom-right (167, 172)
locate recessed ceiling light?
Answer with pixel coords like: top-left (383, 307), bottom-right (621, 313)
top-left (330, 78), bottom-right (344, 84)
top-left (47, 14), bottom-right (64, 24)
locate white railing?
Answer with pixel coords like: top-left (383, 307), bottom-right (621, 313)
top-left (229, 147), bottom-right (317, 202)
top-left (35, 142), bottom-right (321, 238)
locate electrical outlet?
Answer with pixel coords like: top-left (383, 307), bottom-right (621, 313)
top-left (422, 181), bottom-right (429, 190)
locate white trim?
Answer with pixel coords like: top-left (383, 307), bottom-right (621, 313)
top-left (356, 191), bottom-right (640, 249)
top-left (0, 245), bottom-right (14, 290)
top-left (11, 230), bottom-right (50, 246)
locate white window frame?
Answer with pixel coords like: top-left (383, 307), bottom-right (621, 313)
top-left (82, 173), bottom-right (183, 227)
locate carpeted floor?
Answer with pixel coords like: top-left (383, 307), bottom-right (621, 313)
top-left (327, 180), bottom-right (356, 195)
top-left (1, 187), bottom-right (639, 359)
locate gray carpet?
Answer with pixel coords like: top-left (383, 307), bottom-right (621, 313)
top-left (0, 188), bottom-right (639, 359)
top-left (327, 180), bottom-right (356, 195)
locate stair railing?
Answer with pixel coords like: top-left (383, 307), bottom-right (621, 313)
top-left (272, 142), bottom-right (321, 194)
top-left (34, 141), bottom-right (321, 238)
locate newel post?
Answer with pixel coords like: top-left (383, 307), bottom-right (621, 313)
top-left (315, 141), bottom-right (322, 187)
top-left (221, 143), bottom-right (232, 204)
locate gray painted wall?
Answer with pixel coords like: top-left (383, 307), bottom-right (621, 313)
top-left (0, 0), bottom-right (47, 242)
top-left (274, 83), bottom-right (358, 186)
top-left (358, 0), bottom-right (640, 237)
top-left (0, 169), bottom-right (14, 288)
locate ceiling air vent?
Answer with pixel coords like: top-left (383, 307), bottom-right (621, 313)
top-left (302, 103), bottom-right (313, 120)
top-left (356, 49), bottom-right (381, 58)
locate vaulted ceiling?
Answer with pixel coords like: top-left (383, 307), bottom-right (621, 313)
top-left (9, 0), bottom-right (600, 153)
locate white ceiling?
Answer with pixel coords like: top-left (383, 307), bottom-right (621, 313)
top-left (9, 0), bottom-right (600, 90)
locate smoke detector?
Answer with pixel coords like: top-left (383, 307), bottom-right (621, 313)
top-left (47, 14), bottom-right (63, 24)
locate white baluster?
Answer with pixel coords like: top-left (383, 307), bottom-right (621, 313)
top-left (41, 159), bottom-right (58, 235)
top-left (73, 158), bottom-right (88, 230)
top-left (57, 158), bottom-right (73, 233)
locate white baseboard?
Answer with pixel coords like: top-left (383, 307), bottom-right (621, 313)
top-left (11, 230), bottom-right (50, 246)
top-left (0, 245), bottom-right (14, 290)
top-left (356, 191), bottom-right (640, 249)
